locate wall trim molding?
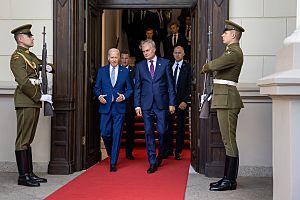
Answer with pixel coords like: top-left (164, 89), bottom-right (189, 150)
top-left (0, 161), bottom-right (48, 173)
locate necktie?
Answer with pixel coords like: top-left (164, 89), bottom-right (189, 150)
top-left (149, 60), bottom-right (154, 79)
top-left (111, 67), bottom-right (116, 87)
top-left (186, 26), bottom-right (191, 38)
top-left (174, 62), bottom-right (179, 85)
top-left (173, 34), bottom-right (176, 46)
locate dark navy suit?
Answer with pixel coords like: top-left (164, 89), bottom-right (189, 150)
top-left (134, 57), bottom-right (176, 165)
top-left (94, 65), bottom-right (133, 165)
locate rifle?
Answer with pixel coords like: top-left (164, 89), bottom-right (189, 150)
top-left (41, 26), bottom-right (54, 116)
top-left (199, 26), bottom-right (213, 119)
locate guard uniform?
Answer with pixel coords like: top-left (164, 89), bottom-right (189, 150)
top-left (10, 24), bottom-right (52, 187)
top-left (201, 20), bottom-right (245, 191)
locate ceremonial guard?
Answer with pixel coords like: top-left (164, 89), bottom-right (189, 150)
top-left (201, 20), bottom-right (245, 191)
top-left (10, 24), bottom-right (54, 187)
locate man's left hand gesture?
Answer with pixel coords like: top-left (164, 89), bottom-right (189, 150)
top-left (116, 92), bottom-right (125, 102)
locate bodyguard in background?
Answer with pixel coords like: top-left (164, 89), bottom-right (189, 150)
top-left (10, 24), bottom-right (54, 187)
top-left (94, 48), bottom-right (133, 172)
top-left (201, 20), bottom-right (245, 191)
top-left (134, 39), bottom-right (176, 174)
top-left (120, 50), bottom-right (135, 160)
top-left (165, 46), bottom-right (191, 160)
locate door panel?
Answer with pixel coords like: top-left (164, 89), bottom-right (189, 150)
top-left (83, 0), bottom-right (102, 169)
top-left (190, 0), bottom-right (228, 177)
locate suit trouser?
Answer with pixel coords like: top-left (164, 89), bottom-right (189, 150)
top-left (125, 111), bottom-right (135, 155)
top-left (143, 103), bottom-right (168, 165)
top-left (166, 108), bottom-right (187, 154)
top-left (216, 108), bottom-right (240, 157)
top-left (100, 103), bottom-right (125, 165)
top-left (15, 107), bottom-right (40, 151)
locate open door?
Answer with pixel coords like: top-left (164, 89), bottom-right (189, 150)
top-left (82, 0), bottom-right (103, 169)
top-left (190, 0), bottom-right (229, 177)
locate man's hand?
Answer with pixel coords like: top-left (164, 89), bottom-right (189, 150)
top-left (178, 102), bottom-right (187, 110)
top-left (40, 94), bottom-right (53, 104)
top-left (169, 106), bottom-right (175, 114)
top-left (116, 93), bottom-right (125, 102)
top-left (135, 108), bottom-right (142, 116)
top-left (99, 95), bottom-right (107, 104)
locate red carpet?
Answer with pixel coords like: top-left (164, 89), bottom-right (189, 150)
top-left (45, 148), bottom-right (190, 200)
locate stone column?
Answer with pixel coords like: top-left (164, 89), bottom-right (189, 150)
top-left (284, 0), bottom-right (300, 44)
top-left (257, 1), bottom-right (300, 199)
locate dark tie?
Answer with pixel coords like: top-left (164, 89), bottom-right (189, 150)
top-left (173, 34), bottom-right (177, 46)
top-left (149, 60), bottom-right (154, 79)
top-left (174, 62), bottom-right (179, 85)
top-left (186, 26), bottom-right (191, 38)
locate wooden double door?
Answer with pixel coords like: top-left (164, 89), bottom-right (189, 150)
top-left (49, 0), bottom-right (228, 177)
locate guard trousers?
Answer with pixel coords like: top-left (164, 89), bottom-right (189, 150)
top-left (216, 108), bottom-right (240, 157)
top-left (15, 108), bottom-right (40, 151)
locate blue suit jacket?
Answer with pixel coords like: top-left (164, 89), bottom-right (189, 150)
top-left (134, 57), bottom-right (176, 110)
top-left (94, 65), bottom-right (133, 114)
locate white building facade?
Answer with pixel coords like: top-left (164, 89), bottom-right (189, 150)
top-left (0, 0), bottom-right (299, 198)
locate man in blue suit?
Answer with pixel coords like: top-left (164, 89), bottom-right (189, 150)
top-left (134, 39), bottom-right (176, 174)
top-left (94, 48), bottom-right (133, 172)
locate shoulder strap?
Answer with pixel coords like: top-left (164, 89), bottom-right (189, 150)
top-left (16, 52), bottom-right (37, 70)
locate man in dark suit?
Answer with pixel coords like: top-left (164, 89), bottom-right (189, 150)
top-left (165, 46), bottom-right (191, 160)
top-left (120, 50), bottom-right (135, 160)
top-left (179, 15), bottom-right (192, 62)
top-left (164, 22), bottom-right (188, 61)
top-left (94, 48), bottom-right (133, 172)
top-left (153, 9), bottom-right (169, 56)
top-left (132, 10), bottom-right (156, 58)
top-left (134, 39), bottom-right (176, 174)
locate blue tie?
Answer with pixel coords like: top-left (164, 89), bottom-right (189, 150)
top-left (111, 67), bottom-right (116, 86)
top-left (111, 67), bottom-right (116, 101)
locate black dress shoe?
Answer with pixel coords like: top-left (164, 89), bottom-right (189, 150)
top-left (126, 154), bottom-right (135, 160)
top-left (209, 178), bottom-right (237, 191)
top-left (18, 174), bottom-right (40, 187)
top-left (110, 165), bottom-right (117, 172)
top-left (29, 172), bottom-right (47, 183)
top-left (210, 177), bottom-right (225, 187)
top-left (147, 165), bottom-right (157, 174)
top-left (175, 153), bottom-right (182, 160)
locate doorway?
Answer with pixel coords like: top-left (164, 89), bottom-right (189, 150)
top-left (49, 0), bottom-right (229, 177)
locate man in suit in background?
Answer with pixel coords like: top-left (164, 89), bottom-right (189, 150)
top-left (120, 50), bottom-right (135, 160)
top-left (164, 22), bottom-right (188, 61)
top-left (134, 39), bottom-right (176, 174)
top-left (94, 48), bottom-right (133, 172)
top-left (165, 46), bottom-right (191, 160)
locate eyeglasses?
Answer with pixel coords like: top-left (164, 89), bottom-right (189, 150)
top-left (174, 52), bottom-right (183, 54)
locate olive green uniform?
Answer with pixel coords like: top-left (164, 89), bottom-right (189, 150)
top-left (202, 43), bottom-right (244, 157)
top-left (10, 46), bottom-right (43, 151)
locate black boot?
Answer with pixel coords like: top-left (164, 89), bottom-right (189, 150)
top-left (209, 156), bottom-right (239, 191)
top-left (27, 147), bottom-right (47, 183)
top-left (209, 155), bottom-right (230, 187)
top-left (15, 150), bottom-right (40, 187)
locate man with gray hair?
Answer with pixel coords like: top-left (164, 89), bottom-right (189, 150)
top-left (134, 39), bottom-right (176, 174)
top-left (94, 48), bottom-right (133, 172)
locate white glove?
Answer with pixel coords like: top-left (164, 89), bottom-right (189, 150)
top-left (46, 65), bottom-right (52, 72)
top-left (40, 94), bottom-right (53, 104)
